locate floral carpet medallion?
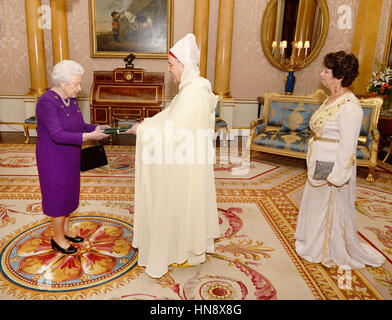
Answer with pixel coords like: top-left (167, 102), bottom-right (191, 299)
top-left (0, 212), bottom-right (138, 298)
top-left (1, 144), bottom-right (392, 300)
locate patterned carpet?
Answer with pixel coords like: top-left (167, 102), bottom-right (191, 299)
top-left (0, 143), bottom-right (391, 300)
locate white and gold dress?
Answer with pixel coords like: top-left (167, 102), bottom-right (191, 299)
top-left (295, 92), bottom-right (385, 271)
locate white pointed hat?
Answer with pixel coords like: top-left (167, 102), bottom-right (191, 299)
top-left (169, 33), bottom-right (200, 70)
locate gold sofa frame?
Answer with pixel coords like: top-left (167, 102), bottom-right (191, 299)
top-left (248, 90), bottom-right (383, 182)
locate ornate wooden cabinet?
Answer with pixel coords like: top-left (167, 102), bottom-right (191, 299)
top-left (90, 68), bottom-right (165, 126)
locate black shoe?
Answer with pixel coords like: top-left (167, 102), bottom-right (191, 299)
top-left (65, 235), bottom-right (84, 243)
top-left (51, 239), bottom-right (77, 254)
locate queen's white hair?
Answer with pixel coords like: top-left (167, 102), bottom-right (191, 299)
top-left (51, 60), bottom-right (84, 86)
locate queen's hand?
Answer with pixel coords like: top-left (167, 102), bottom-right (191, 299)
top-left (97, 124), bottom-right (111, 131)
top-left (83, 128), bottom-right (109, 141)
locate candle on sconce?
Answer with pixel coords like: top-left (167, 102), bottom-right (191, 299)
top-left (304, 41), bottom-right (310, 56)
top-left (280, 41), bottom-right (287, 56)
top-left (272, 41), bottom-right (277, 53)
top-left (291, 42), bottom-right (297, 59)
top-left (297, 41), bottom-right (303, 56)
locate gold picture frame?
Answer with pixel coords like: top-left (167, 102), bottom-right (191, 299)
top-left (89, 0), bottom-right (173, 59)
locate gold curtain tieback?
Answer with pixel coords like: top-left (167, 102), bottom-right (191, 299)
top-left (314, 136), bottom-right (340, 143)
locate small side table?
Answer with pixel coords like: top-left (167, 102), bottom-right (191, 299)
top-left (378, 110), bottom-right (392, 162)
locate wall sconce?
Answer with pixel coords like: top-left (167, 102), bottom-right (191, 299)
top-left (272, 40), bottom-right (311, 95)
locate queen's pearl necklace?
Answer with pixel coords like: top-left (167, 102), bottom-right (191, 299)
top-left (60, 96), bottom-right (70, 106)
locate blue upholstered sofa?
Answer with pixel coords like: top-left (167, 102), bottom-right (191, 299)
top-left (248, 89), bottom-right (383, 182)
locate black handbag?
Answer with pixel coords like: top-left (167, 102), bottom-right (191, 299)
top-left (313, 160), bottom-right (334, 180)
top-left (80, 144), bottom-right (108, 172)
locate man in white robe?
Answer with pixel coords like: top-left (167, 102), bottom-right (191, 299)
top-left (126, 34), bottom-right (220, 278)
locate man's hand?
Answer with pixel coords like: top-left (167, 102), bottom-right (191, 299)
top-left (125, 123), bottom-right (138, 135)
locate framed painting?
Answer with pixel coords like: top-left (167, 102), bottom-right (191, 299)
top-left (89, 0), bottom-right (173, 59)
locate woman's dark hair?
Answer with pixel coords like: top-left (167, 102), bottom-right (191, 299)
top-left (323, 51), bottom-right (359, 87)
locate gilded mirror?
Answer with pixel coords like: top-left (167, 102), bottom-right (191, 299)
top-left (261, 0), bottom-right (329, 72)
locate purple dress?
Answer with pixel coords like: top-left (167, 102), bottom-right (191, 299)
top-left (36, 90), bottom-right (97, 217)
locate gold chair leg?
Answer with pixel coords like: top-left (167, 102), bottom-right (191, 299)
top-left (23, 124), bottom-right (30, 144)
top-left (222, 128), bottom-right (228, 147)
top-left (382, 141), bottom-right (392, 162)
top-left (215, 128), bottom-right (226, 147)
top-left (366, 173), bottom-right (375, 183)
top-left (366, 167), bottom-right (376, 183)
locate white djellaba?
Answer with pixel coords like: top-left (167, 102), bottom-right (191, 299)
top-left (132, 34), bottom-right (220, 278)
top-left (294, 92), bottom-right (385, 289)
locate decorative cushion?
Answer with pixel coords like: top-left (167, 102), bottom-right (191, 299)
top-left (215, 100), bottom-right (221, 118)
top-left (255, 130), bottom-right (309, 153)
top-left (24, 116), bottom-right (36, 124)
top-left (280, 103), bottom-right (320, 133)
top-left (256, 123), bottom-right (266, 135)
top-left (303, 103), bottom-right (320, 113)
top-left (215, 119), bottom-right (227, 128)
top-left (357, 140), bottom-right (370, 160)
top-left (360, 106), bottom-right (372, 137)
top-left (267, 101), bottom-right (292, 126)
top-left (280, 107), bottom-right (312, 132)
